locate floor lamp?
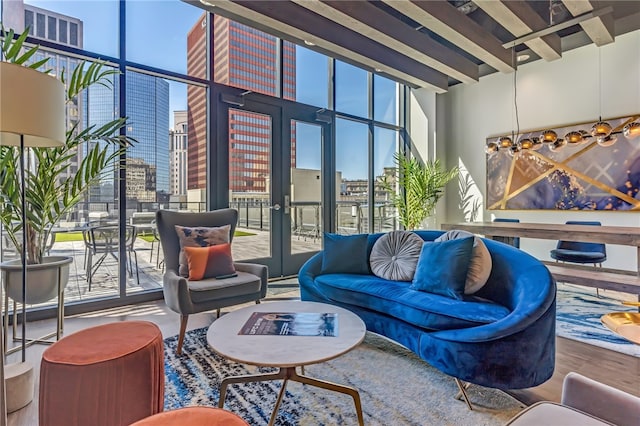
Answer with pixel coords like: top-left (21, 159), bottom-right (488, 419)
top-left (0, 62), bottom-right (66, 420)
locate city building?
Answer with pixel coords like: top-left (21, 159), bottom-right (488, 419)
top-left (170, 111), bottom-right (189, 196)
top-left (186, 14), bottom-right (207, 191)
top-left (3, 1), bottom-right (83, 189)
top-left (186, 13), bottom-right (296, 194)
top-left (125, 72), bottom-right (170, 204)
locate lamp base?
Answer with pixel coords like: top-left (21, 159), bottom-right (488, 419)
top-left (5, 361), bottom-right (34, 413)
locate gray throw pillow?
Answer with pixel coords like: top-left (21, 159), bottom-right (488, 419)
top-left (175, 224), bottom-right (231, 277)
top-left (435, 230), bottom-right (492, 294)
top-left (370, 231), bottom-right (424, 281)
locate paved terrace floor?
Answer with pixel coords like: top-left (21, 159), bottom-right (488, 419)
top-left (13, 228), bottom-right (321, 310)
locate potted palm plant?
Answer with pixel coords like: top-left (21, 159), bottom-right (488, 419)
top-left (382, 153), bottom-right (458, 230)
top-left (0, 28), bottom-right (135, 304)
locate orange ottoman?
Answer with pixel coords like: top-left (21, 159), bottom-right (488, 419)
top-left (130, 407), bottom-right (249, 426)
top-left (39, 321), bottom-right (164, 426)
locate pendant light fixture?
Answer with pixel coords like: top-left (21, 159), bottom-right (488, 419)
top-left (591, 47), bottom-right (614, 143)
top-left (486, 48), bottom-right (521, 156)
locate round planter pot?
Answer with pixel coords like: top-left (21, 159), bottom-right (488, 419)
top-left (0, 256), bottom-right (73, 304)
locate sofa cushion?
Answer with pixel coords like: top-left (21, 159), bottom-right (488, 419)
top-left (369, 231), bottom-right (424, 281)
top-left (411, 237), bottom-right (474, 300)
top-left (321, 233), bottom-right (369, 275)
top-left (188, 271), bottom-right (261, 304)
top-left (314, 274), bottom-right (509, 330)
top-left (435, 230), bottom-right (492, 295)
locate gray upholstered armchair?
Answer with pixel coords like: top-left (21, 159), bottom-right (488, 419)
top-left (155, 209), bottom-right (268, 354)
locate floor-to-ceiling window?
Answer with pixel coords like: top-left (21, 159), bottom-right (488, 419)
top-left (0, 0), bottom-right (207, 316)
top-left (0, 0), bottom-right (409, 317)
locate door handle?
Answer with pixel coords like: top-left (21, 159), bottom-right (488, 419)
top-left (271, 204), bottom-right (281, 211)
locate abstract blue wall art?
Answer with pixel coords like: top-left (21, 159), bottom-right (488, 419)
top-left (487, 114), bottom-right (640, 210)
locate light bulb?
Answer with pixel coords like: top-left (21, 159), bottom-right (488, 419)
top-left (485, 142), bottom-right (499, 154)
top-left (565, 131), bottom-right (583, 144)
top-left (623, 122), bottom-right (640, 139)
top-left (591, 121), bottom-right (612, 139)
top-left (519, 138), bottom-right (533, 150)
top-left (498, 136), bottom-right (513, 149)
top-left (540, 130), bottom-right (558, 144)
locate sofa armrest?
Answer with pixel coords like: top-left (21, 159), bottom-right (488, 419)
top-left (299, 252), bottom-right (322, 281)
top-left (431, 265), bottom-right (556, 343)
top-left (234, 262), bottom-right (268, 299)
top-left (561, 372), bottom-right (640, 426)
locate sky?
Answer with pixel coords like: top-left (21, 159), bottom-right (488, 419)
top-left (19, 0), bottom-right (400, 180)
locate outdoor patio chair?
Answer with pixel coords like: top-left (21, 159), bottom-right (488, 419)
top-left (155, 209), bottom-right (268, 354)
top-left (85, 224), bottom-right (139, 289)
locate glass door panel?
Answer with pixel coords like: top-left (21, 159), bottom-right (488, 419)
top-left (218, 95), bottom-right (327, 277)
top-left (373, 127), bottom-right (400, 233)
top-left (335, 119), bottom-right (370, 234)
top-left (290, 120), bottom-right (323, 255)
top-left (227, 108), bottom-right (273, 264)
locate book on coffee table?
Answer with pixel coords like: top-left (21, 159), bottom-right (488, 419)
top-left (239, 312), bottom-right (338, 336)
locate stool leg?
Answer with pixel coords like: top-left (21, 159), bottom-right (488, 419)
top-left (177, 314), bottom-right (189, 355)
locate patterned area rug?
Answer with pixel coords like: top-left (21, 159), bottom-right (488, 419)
top-left (556, 283), bottom-right (640, 357)
top-left (164, 329), bottom-right (524, 425)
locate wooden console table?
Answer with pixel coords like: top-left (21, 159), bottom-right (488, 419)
top-left (441, 222), bottom-right (640, 295)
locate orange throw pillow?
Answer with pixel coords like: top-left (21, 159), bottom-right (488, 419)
top-left (184, 244), bottom-right (235, 281)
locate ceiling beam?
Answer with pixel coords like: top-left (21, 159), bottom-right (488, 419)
top-left (382, 0), bottom-right (514, 74)
top-left (188, 0), bottom-right (449, 92)
top-left (292, 0), bottom-right (479, 84)
top-left (562, 0), bottom-right (615, 46)
top-left (473, 0), bottom-right (562, 61)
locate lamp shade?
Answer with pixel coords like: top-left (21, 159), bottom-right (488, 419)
top-left (0, 62), bottom-right (65, 147)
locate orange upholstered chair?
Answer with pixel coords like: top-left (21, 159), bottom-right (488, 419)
top-left (130, 407), bottom-right (249, 426)
top-left (39, 321), bottom-right (164, 426)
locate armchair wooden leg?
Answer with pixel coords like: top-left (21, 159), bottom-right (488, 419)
top-left (216, 309), bottom-right (221, 318)
top-left (177, 314), bottom-right (189, 355)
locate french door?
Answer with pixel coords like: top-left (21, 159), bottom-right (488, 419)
top-left (217, 93), bottom-right (331, 277)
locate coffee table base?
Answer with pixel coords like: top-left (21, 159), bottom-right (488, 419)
top-left (218, 366), bottom-right (364, 426)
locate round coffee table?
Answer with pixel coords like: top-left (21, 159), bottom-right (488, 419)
top-left (207, 301), bottom-right (366, 426)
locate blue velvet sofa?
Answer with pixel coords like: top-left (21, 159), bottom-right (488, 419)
top-left (299, 230), bottom-right (556, 390)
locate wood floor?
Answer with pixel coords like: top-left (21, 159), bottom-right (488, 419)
top-left (6, 292), bottom-right (640, 425)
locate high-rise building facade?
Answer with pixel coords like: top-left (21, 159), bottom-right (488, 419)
top-left (126, 72), bottom-right (170, 203)
top-left (186, 13), bottom-right (296, 193)
top-left (6, 1), bottom-right (169, 208)
top-left (186, 15), bottom-right (208, 191)
top-left (170, 111), bottom-right (189, 196)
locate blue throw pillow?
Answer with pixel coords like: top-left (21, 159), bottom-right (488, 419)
top-left (410, 236), bottom-right (474, 300)
top-left (321, 233), bottom-right (370, 275)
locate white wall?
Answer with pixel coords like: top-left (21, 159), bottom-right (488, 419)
top-left (410, 88), bottom-right (452, 228)
top-left (438, 30), bottom-right (640, 271)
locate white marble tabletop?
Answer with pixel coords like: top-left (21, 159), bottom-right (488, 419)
top-left (207, 301), bottom-right (366, 367)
